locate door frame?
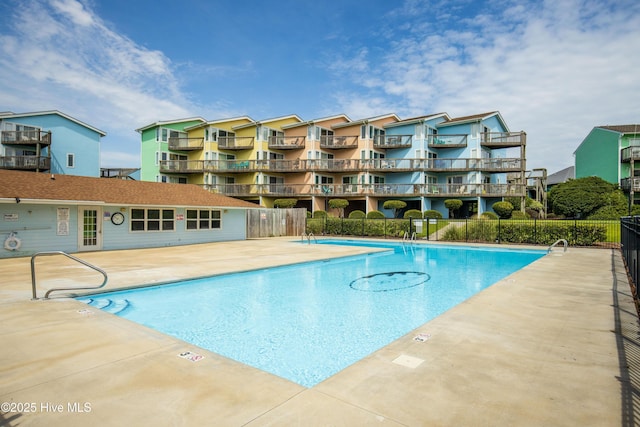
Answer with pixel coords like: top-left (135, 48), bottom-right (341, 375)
top-left (77, 206), bottom-right (103, 251)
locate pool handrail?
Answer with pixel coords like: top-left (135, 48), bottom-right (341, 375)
top-left (31, 251), bottom-right (109, 300)
top-left (301, 232), bottom-right (317, 244)
top-left (548, 239), bottom-right (568, 253)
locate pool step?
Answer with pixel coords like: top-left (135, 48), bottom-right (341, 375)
top-left (82, 298), bottom-right (131, 315)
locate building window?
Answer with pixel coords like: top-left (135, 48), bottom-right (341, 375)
top-left (131, 208), bottom-right (175, 232)
top-left (66, 153), bottom-right (75, 168)
top-left (186, 209), bottom-right (221, 230)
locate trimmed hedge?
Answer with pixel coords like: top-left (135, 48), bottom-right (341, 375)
top-left (442, 220), bottom-right (607, 246)
top-left (403, 209), bottom-right (423, 219)
top-left (305, 218), bottom-right (410, 237)
top-left (423, 210), bottom-right (443, 219)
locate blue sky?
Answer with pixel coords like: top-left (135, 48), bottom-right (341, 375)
top-left (1, 0), bottom-right (639, 174)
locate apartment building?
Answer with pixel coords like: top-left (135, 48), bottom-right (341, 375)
top-left (574, 125), bottom-right (640, 205)
top-left (138, 111), bottom-right (526, 218)
top-left (0, 110), bottom-right (106, 177)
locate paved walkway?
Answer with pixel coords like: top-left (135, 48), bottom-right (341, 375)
top-left (1, 238), bottom-right (639, 426)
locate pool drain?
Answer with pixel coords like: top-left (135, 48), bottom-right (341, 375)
top-left (349, 271), bottom-right (430, 292)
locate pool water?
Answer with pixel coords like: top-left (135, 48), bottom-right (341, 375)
top-left (77, 241), bottom-right (545, 387)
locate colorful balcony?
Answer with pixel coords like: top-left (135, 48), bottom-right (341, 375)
top-left (168, 137), bottom-right (204, 151)
top-left (1, 130), bottom-right (52, 146)
top-left (373, 135), bottom-right (412, 149)
top-left (621, 178), bottom-right (640, 191)
top-left (159, 160), bottom-right (204, 173)
top-left (621, 147), bottom-right (640, 162)
top-left (320, 135), bottom-right (359, 149)
top-left (427, 134), bottom-right (467, 148)
top-left (205, 182), bottom-right (525, 198)
top-left (0, 155), bottom-right (50, 171)
top-left (480, 132), bottom-right (526, 148)
top-left (268, 136), bottom-right (306, 150)
top-left (218, 136), bottom-right (255, 150)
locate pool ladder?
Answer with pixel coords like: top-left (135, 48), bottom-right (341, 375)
top-left (548, 239), bottom-right (568, 254)
top-left (301, 232), bottom-right (317, 244)
top-left (402, 231), bottom-right (417, 245)
top-left (31, 251), bottom-right (108, 299)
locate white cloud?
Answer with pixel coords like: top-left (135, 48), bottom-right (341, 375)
top-left (50, 0), bottom-right (94, 26)
top-left (0, 0), bottom-right (196, 167)
top-left (333, 0), bottom-right (640, 174)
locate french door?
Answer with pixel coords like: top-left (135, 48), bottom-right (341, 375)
top-left (78, 206), bottom-right (102, 251)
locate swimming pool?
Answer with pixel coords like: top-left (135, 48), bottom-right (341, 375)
top-left (77, 240), bottom-right (545, 387)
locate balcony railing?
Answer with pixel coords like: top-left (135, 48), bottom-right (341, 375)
top-left (204, 182), bottom-right (525, 198)
top-left (162, 157), bottom-right (524, 174)
top-left (168, 137), bottom-right (204, 151)
top-left (427, 134), bottom-right (467, 148)
top-left (373, 134), bottom-right (413, 149)
top-left (621, 178), bottom-right (640, 192)
top-left (0, 155), bottom-right (50, 171)
top-left (481, 132), bottom-right (526, 147)
top-left (268, 136), bottom-right (306, 150)
top-left (159, 160), bottom-right (204, 173)
top-left (621, 147), bottom-right (640, 162)
top-left (320, 135), bottom-right (359, 149)
top-left (218, 136), bottom-right (254, 150)
top-left (1, 130), bottom-right (52, 146)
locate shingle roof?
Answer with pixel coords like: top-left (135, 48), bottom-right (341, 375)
top-left (0, 170), bottom-right (259, 209)
top-left (597, 125), bottom-right (640, 135)
top-left (440, 111), bottom-right (499, 124)
top-left (547, 166), bottom-right (574, 186)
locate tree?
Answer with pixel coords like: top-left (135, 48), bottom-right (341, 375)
top-left (273, 198), bottom-right (297, 208)
top-left (383, 200), bottom-right (407, 218)
top-left (328, 199), bottom-right (349, 218)
top-left (492, 201), bottom-right (514, 219)
top-left (444, 199), bottom-right (463, 218)
top-left (548, 176), bottom-right (621, 218)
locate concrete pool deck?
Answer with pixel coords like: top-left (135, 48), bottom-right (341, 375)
top-left (0, 238), bottom-right (639, 426)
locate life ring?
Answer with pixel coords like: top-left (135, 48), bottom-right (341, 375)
top-left (4, 233), bottom-right (21, 251)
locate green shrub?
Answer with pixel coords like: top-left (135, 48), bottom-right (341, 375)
top-left (306, 218), bottom-right (324, 234)
top-left (273, 198), bottom-right (297, 208)
top-left (403, 209), bottom-right (423, 219)
top-left (467, 219), bottom-right (498, 241)
top-left (328, 199), bottom-right (349, 217)
top-left (481, 211), bottom-right (498, 219)
top-left (423, 210), bottom-right (443, 219)
top-left (383, 200), bottom-right (407, 218)
top-left (498, 221), bottom-right (607, 245)
top-left (443, 224), bottom-right (464, 240)
top-left (587, 205), bottom-right (625, 220)
top-left (366, 210), bottom-right (385, 219)
top-left (313, 210), bottom-right (327, 218)
top-left (510, 211), bottom-right (530, 219)
top-left (348, 210), bottom-right (366, 219)
top-left (444, 199), bottom-right (463, 218)
top-left (492, 201), bottom-right (514, 219)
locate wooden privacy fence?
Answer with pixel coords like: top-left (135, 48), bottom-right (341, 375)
top-left (246, 208), bottom-right (307, 238)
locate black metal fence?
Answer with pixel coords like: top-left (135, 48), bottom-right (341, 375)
top-left (621, 217), bottom-right (640, 316)
top-left (306, 217), bottom-right (621, 248)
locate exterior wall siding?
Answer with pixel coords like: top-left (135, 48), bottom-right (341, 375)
top-left (0, 202), bottom-right (247, 258)
top-left (575, 128), bottom-right (620, 183)
top-left (140, 112), bottom-right (526, 219)
top-left (1, 113), bottom-right (102, 177)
